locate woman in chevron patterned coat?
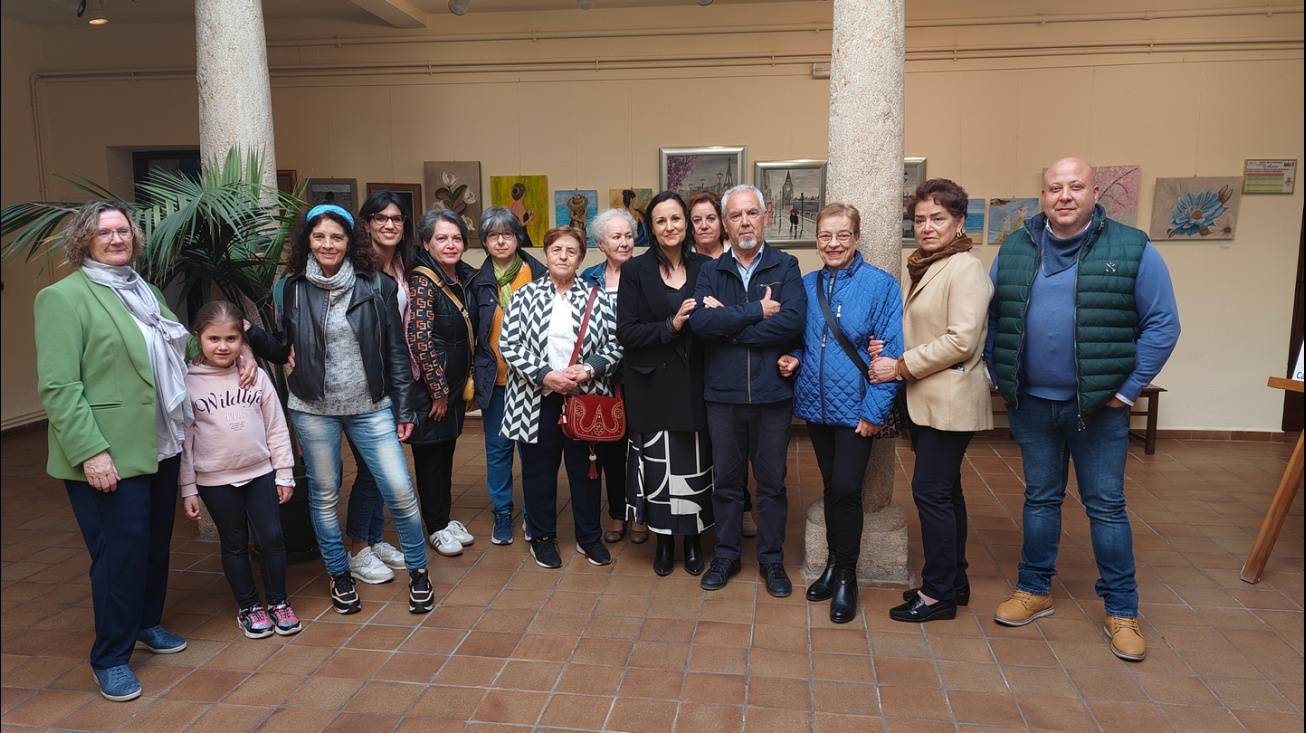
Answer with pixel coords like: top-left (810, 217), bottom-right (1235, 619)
top-left (499, 226), bottom-right (624, 570)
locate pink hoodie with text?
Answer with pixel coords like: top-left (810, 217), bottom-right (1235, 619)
top-left (179, 363), bottom-right (294, 497)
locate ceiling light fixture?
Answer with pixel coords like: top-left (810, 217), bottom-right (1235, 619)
top-left (75, 0), bottom-right (87, 18)
top-left (87, 0), bottom-right (108, 25)
top-left (448, 0), bottom-right (470, 16)
top-left (577, 0), bottom-right (594, 9)
top-left (697, 0), bottom-right (714, 6)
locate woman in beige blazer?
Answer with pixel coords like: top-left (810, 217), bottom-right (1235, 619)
top-left (871, 179), bottom-right (993, 623)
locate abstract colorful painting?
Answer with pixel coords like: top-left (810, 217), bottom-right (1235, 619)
top-left (555, 189), bottom-right (599, 246)
top-left (608, 188), bottom-right (653, 248)
top-left (987, 198), bottom-right (1038, 246)
top-left (424, 162), bottom-right (481, 244)
top-left (1149, 176), bottom-right (1240, 241)
top-left (965, 198), bottom-right (986, 238)
top-left (1094, 165), bottom-right (1140, 227)
top-left (490, 175), bottom-right (549, 248)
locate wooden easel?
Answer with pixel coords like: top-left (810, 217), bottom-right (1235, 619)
top-left (1240, 376), bottom-right (1305, 584)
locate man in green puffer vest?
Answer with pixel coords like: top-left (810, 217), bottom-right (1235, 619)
top-left (985, 157), bottom-right (1180, 662)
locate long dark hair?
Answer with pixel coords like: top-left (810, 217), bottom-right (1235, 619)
top-left (285, 209), bottom-right (378, 276)
top-left (644, 190), bottom-right (696, 272)
top-left (357, 189), bottom-right (416, 272)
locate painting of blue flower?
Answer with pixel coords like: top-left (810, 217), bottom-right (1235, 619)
top-left (1149, 177), bottom-right (1240, 241)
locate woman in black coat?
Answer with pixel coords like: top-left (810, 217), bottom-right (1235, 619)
top-left (616, 192), bottom-right (715, 576)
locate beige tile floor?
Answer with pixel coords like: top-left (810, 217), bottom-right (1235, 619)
top-left (1, 425), bottom-right (1301, 732)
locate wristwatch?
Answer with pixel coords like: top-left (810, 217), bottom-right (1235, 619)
top-left (583, 363), bottom-right (595, 379)
top-left (894, 361), bottom-right (904, 381)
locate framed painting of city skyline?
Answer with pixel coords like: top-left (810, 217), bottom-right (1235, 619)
top-left (754, 160), bottom-right (826, 247)
top-left (660, 146), bottom-right (747, 199)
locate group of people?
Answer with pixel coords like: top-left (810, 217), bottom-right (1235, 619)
top-left (35, 155), bottom-right (1179, 702)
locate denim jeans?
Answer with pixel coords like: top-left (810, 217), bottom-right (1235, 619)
top-left (344, 439), bottom-right (386, 545)
top-left (1008, 395), bottom-right (1137, 617)
top-left (290, 408), bottom-right (427, 576)
top-left (483, 385), bottom-right (523, 516)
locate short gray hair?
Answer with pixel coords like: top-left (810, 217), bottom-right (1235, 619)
top-left (720, 184), bottom-right (766, 220)
top-left (476, 206), bottom-right (526, 253)
top-left (418, 208), bottom-right (470, 246)
top-left (588, 207), bottom-right (637, 245)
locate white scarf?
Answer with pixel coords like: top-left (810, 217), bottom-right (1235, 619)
top-left (81, 259), bottom-right (192, 459)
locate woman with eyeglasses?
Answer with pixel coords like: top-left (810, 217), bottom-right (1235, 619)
top-left (777, 203), bottom-right (903, 623)
top-left (580, 209), bottom-right (642, 545)
top-left (869, 179), bottom-right (992, 624)
top-left (470, 206), bottom-right (547, 545)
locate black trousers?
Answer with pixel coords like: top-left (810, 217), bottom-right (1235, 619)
top-left (196, 471), bottom-right (288, 609)
top-left (66, 455), bottom-right (179, 671)
top-left (413, 440), bottom-right (457, 535)
top-left (519, 393), bottom-right (603, 545)
top-left (706, 400), bottom-right (791, 563)
top-left (806, 423), bottom-right (873, 570)
top-left (595, 438), bottom-right (628, 521)
top-left (910, 424), bottom-right (973, 601)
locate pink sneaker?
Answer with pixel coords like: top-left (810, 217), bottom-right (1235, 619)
top-left (237, 606), bottom-right (274, 639)
top-left (268, 603), bottom-right (302, 636)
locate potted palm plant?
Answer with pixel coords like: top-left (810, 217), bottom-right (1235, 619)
top-left (2, 148), bottom-right (320, 562)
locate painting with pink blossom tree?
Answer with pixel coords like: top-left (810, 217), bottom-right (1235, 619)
top-left (659, 146), bottom-right (746, 199)
top-left (1094, 165), bottom-right (1140, 227)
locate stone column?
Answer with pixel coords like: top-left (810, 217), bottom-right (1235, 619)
top-left (192, 0), bottom-right (277, 541)
top-left (195, 0), bottom-right (277, 191)
top-left (804, 0), bottom-right (909, 583)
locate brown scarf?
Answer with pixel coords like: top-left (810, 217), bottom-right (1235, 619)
top-left (906, 234), bottom-right (974, 292)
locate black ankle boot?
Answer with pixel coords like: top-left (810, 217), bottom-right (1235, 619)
top-left (806, 556), bottom-right (836, 601)
top-left (653, 534), bottom-right (675, 576)
top-left (829, 567), bottom-right (859, 624)
top-left (683, 534), bottom-right (704, 576)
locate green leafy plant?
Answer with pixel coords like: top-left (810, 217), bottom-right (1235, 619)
top-left (2, 147), bottom-right (303, 327)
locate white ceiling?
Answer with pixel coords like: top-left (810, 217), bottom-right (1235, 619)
top-left (1, 0), bottom-right (820, 27)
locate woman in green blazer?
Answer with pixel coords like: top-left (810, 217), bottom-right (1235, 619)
top-left (35, 200), bottom-right (193, 702)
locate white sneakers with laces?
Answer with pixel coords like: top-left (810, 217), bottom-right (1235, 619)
top-left (429, 528), bottom-right (464, 556)
top-left (347, 546), bottom-right (395, 584)
top-left (369, 541), bottom-right (406, 570)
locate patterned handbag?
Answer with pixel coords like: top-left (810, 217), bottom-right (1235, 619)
top-left (559, 287), bottom-right (626, 475)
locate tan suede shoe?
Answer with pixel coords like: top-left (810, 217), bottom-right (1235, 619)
top-left (1105, 616), bottom-right (1147, 661)
top-left (993, 590), bottom-right (1055, 626)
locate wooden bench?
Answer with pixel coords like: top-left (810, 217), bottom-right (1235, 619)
top-left (990, 384), bottom-right (1166, 455)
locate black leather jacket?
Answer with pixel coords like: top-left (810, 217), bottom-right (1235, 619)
top-left (248, 271), bottom-right (418, 424)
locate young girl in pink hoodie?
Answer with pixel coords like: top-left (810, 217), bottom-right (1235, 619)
top-left (180, 301), bottom-right (301, 638)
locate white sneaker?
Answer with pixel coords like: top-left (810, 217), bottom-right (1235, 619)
top-left (522, 518), bottom-right (533, 542)
top-left (370, 541), bottom-right (406, 570)
top-left (348, 546), bottom-right (395, 584)
top-left (446, 520), bottom-right (475, 546)
top-left (429, 529), bottom-right (464, 557)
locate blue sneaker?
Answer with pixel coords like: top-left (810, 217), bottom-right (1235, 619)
top-left (134, 626), bottom-right (187, 654)
top-left (492, 512), bottom-right (514, 545)
top-left (92, 665), bottom-right (141, 702)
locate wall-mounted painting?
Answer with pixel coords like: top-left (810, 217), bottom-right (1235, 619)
top-left (425, 161), bottom-right (482, 245)
top-left (965, 198), bottom-right (986, 240)
top-left (490, 175), bottom-right (549, 248)
top-left (660, 146), bottom-right (747, 199)
top-left (901, 157), bottom-right (927, 242)
top-left (306, 178), bottom-right (358, 213)
top-left (609, 188), bottom-right (653, 248)
top-left (366, 182), bottom-right (423, 221)
top-left (1149, 176), bottom-right (1241, 241)
top-left (987, 197), bottom-right (1038, 246)
top-left (555, 189), bottom-right (599, 246)
top-left (1093, 165), bottom-right (1140, 227)
top-left (754, 160), bottom-right (826, 247)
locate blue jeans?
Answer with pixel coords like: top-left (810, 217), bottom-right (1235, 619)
top-left (1008, 395), bottom-right (1137, 617)
top-left (483, 385), bottom-right (523, 516)
top-left (344, 439), bottom-right (386, 545)
top-left (291, 408), bottom-right (427, 575)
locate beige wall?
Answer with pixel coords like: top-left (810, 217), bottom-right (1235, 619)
top-left (2, 2), bottom-right (1303, 432)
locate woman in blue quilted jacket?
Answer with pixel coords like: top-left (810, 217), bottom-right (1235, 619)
top-left (777, 203), bottom-right (903, 624)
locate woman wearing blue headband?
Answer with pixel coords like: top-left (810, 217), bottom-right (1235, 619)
top-left (247, 204), bottom-right (434, 615)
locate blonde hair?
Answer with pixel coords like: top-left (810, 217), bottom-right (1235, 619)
top-left (61, 200), bottom-right (145, 267)
top-left (190, 300), bottom-right (246, 365)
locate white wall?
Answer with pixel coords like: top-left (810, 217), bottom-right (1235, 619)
top-left (2, 1), bottom-right (1302, 432)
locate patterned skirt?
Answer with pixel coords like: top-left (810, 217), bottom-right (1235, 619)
top-left (626, 430), bottom-right (714, 535)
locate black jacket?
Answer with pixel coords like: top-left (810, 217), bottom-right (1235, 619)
top-left (468, 251), bottom-right (546, 409)
top-left (249, 270), bottom-right (418, 425)
top-left (407, 252), bottom-right (480, 445)
top-left (616, 250), bottom-right (708, 433)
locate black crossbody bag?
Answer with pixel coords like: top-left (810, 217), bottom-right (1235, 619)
top-left (815, 269), bottom-right (906, 439)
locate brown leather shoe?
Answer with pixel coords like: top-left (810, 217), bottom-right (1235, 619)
top-left (628, 523), bottom-right (650, 544)
top-left (994, 590), bottom-right (1054, 626)
top-left (1104, 616), bottom-right (1147, 661)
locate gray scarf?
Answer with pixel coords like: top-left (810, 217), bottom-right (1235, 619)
top-left (81, 259), bottom-right (191, 459)
top-left (306, 255), bottom-right (355, 299)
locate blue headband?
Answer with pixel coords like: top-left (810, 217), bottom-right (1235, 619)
top-left (306, 204), bottom-right (355, 227)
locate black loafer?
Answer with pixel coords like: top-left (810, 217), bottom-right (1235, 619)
top-left (901, 582), bottom-right (970, 606)
top-left (889, 594), bottom-right (958, 623)
top-left (700, 558), bottom-right (741, 590)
